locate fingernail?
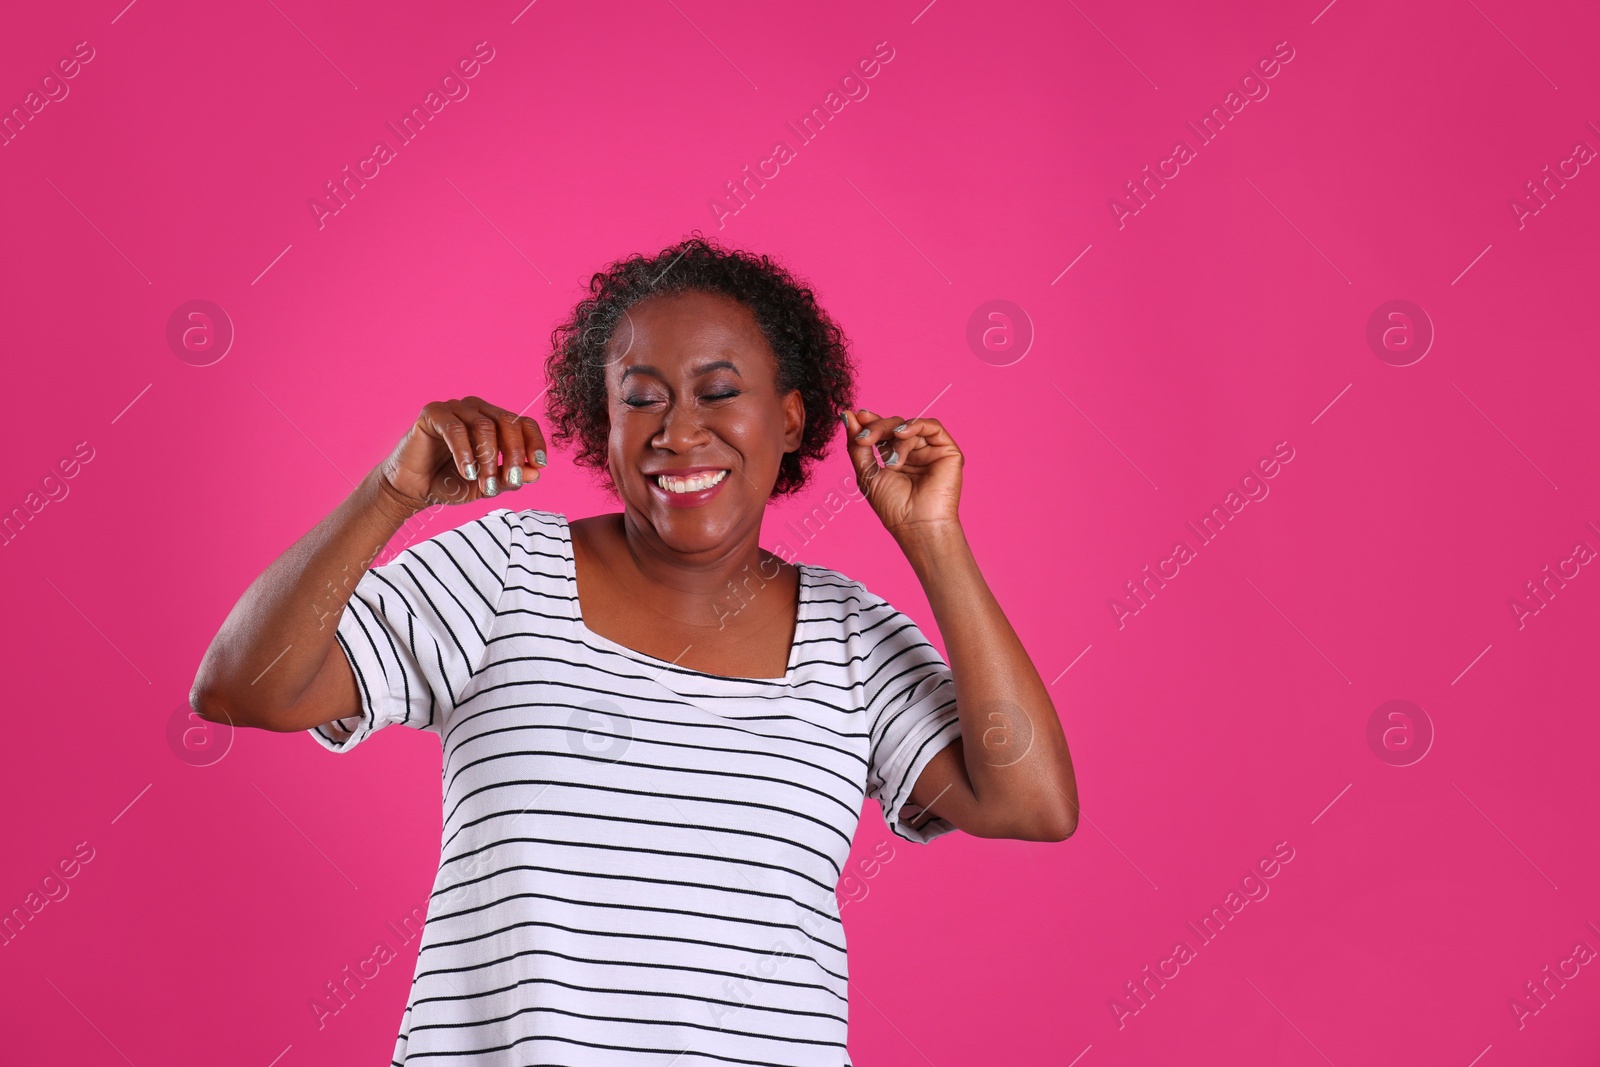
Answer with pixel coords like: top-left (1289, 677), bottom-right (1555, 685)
top-left (887, 451), bottom-right (899, 466)
top-left (893, 423), bottom-right (908, 433)
top-left (534, 449), bottom-right (547, 467)
top-left (484, 477), bottom-right (500, 496)
top-left (506, 465), bottom-right (523, 488)
top-left (840, 413), bottom-right (849, 426)
top-left (463, 463), bottom-right (477, 480)
top-left (855, 429), bottom-right (870, 440)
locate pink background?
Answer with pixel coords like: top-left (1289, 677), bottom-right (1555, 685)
top-left (4, 0), bottom-right (1599, 1063)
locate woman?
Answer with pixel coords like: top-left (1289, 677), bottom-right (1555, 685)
top-left (191, 236), bottom-right (1077, 1065)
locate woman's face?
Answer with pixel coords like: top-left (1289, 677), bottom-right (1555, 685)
top-left (603, 290), bottom-right (804, 556)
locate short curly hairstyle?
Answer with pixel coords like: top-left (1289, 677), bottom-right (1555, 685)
top-left (544, 234), bottom-right (856, 498)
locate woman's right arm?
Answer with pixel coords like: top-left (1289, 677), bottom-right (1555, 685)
top-left (189, 397), bottom-right (546, 732)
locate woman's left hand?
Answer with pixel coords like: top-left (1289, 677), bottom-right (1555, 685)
top-left (843, 408), bottom-right (963, 541)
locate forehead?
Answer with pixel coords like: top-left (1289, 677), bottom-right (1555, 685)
top-left (605, 290), bottom-right (772, 373)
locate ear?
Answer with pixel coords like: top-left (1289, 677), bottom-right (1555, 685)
top-left (781, 389), bottom-right (805, 454)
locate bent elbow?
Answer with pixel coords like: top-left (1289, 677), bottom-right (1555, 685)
top-left (188, 680), bottom-right (251, 729)
top-left (1029, 809), bottom-right (1078, 842)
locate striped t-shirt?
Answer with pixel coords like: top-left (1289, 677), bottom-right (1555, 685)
top-left (310, 507), bottom-right (964, 1065)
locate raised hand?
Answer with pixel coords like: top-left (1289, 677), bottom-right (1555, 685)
top-left (378, 396), bottom-right (548, 512)
top-left (843, 408), bottom-right (963, 541)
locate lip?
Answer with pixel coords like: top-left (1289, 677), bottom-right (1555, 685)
top-left (645, 465), bottom-right (727, 478)
top-left (647, 467), bottom-right (732, 509)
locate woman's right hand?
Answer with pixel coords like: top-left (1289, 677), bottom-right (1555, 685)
top-left (378, 396), bottom-right (548, 512)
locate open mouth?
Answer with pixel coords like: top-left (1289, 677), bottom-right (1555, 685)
top-left (654, 470), bottom-right (729, 495)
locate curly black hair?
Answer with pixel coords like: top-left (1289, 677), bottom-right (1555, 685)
top-left (544, 234), bottom-right (856, 498)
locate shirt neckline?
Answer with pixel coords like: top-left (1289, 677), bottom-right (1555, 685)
top-left (554, 512), bottom-right (808, 685)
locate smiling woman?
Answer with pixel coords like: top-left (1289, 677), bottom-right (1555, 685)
top-left (189, 234), bottom-right (1078, 1066)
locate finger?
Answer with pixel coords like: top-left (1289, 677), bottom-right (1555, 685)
top-left (456, 402), bottom-right (502, 497)
top-left (889, 416), bottom-right (954, 448)
top-left (428, 408), bottom-right (480, 485)
top-left (855, 410), bottom-right (910, 467)
top-left (884, 416), bottom-right (934, 468)
top-left (493, 409), bottom-right (528, 488)
top-left (842, 410), bottom-right (881, 483)
top-left (518, 416), bottom-right (548, 482)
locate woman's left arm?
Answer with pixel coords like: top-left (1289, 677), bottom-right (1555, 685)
top-left (845, 408), bottom-right (1079, 842)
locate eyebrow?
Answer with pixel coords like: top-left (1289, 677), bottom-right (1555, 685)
top-left (620, 359), bottom-right (742, 382)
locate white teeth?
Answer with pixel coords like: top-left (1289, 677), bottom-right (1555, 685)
top-left (655, 470), bottom-right (729, 494)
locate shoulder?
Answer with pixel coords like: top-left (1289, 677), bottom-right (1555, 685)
top-left (797, 562), bottom-right (900, 632)
top-left (497, 506), bottom-right (569, 536)
top-left (398, 508), bottom-right (568, 572)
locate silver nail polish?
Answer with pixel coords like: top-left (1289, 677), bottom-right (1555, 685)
top-left (463, 463), bottom-right (477, 480)
top-left (484, 477), bottom-right (499, 496)
top-left (893, 423), bottom-right (908, 433)
top-left (887, 451), bottom-right (899, 466)
top-left (534, 449), bottom-right (547, 467)
top-left (855, 429), bottom-right (870, 440)
top-left (506, 466), bottom-right (523, 488)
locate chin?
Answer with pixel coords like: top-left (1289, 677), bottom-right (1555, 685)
top-left (634, 477), bottom-right (766, 554)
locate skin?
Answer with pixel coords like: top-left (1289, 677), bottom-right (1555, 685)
top-left (189, 289), bottom-right (1078, 841)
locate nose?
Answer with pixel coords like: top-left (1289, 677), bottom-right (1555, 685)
top-left (651, 398), bottom-right (712, 453)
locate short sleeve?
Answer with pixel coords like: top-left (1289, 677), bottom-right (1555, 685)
top-left (310, 509), bottom-right (516, 753)
top-left (858, 593), bottom-right (963, 844)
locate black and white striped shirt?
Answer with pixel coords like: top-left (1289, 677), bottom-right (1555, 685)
top-left (311, 508), bottom-right (963, 1065)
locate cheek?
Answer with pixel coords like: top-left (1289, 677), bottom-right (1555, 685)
top-left (719, 410), bottom-right (778, 466)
